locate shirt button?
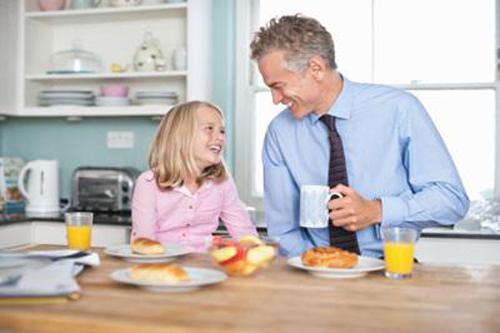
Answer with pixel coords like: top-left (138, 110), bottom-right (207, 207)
top-left (186, 223), bottom-right (191, 227)
top-left (189, 205), bottom-right (193, 209)
top-left (182, 233), bottom-right (186, 237)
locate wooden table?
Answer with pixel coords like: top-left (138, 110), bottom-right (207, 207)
top-left (1, 246), bottom-right (499, 333)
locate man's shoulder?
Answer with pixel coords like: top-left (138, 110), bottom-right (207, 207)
top-left (266, 108), bottom-right (297, 132)
top-left (354, 81), bottom-right (415, 101)
top-left (347, 80), bottom-right (419, 112)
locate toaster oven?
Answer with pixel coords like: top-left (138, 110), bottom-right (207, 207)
top-left (71, 167), bottom-right (141, 212)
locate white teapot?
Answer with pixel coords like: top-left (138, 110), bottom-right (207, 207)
top-left (110, 0), bottom-right (142, 7)
top-left (133, 32), bottom-right (167, 72)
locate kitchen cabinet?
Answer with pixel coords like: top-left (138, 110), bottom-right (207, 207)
top-left (0, 221), bottom-right (130, 249)
top-left (31, 222), bottom-right (130, 247)
top-left (0, 223), bottom-right (32, 249)
top-left (0, 0), bottom-right (212, 117)
top-left (416, 235), bottom-right (500, 266)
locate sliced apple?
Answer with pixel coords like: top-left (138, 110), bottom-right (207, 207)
top-left (239, 235), bottom-right (264, 246)
top-left (211, 246), bottom-right (238, 263)
top-left (246, 245), bottom-right (276, 267)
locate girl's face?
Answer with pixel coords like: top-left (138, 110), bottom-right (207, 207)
top-left (193, 106), bottom-right (226, 171)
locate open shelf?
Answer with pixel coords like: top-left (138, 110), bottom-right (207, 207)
top-left (18, 105), bottom-right (171, 117)
top-left (26, 71), bottom-right (187, 80)
top-left (25, 3), bottom-right (187, 24)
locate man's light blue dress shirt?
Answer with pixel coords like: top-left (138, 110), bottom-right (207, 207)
top-left (263, 77), bottom-right (470, 258)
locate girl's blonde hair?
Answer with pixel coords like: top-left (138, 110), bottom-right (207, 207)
top-left (149, 100), bottom-right (227, 190)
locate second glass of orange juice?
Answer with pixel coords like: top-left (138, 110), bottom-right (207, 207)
top-left (382, 227), bottom-right (417, 279)
top-left (65, 212), bottom-right (93, 250)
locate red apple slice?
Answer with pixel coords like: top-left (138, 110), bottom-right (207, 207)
top-left (211, 246), bottom-right (238, 263)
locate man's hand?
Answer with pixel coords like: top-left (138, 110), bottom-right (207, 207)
top-left (327, 184), bottom-right (382, 232)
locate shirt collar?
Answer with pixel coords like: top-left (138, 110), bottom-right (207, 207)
top-left (174, 179), bottom-right (214, 197)
top-left (310, 74), bottom-right (353, 124)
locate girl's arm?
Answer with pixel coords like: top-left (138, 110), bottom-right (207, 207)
top-left (131, 171), bottom-right (158, 242)
top-left (219, 176), bottom-right (258, 239)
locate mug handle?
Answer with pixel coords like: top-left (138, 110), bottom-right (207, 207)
top-left (327, 191), bottom-right (343, 201)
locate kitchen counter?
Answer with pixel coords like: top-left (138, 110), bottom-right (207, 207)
top-left (0, 245), bottom-right (499, 333)
top-left (2, 213), bottom-right (499, 240)
top-left (0, 212), bottom-right (132, 227)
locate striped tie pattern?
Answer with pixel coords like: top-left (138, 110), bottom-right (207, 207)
top-left (319, 114), bottom-right (360, 254)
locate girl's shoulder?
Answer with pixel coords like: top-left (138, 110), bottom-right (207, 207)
top-left (138, 170), bottom-right (156, 183)
top-left (208, 175), bottom-right (236, 192)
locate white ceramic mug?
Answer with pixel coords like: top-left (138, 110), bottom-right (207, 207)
top-left (299, 185), bottom-right (342, 228)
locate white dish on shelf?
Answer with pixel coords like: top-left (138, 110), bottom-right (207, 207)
top-left (287, 255), bottom-right (385, 279)
top-left (136, 99), bottom-right (177, 106)
top-left (38, 98), bottom-right (94, 106)
top-left (96, 96), bottom-right (131, 107)
top-left (110, 266), bottom-right (227, 292)
top-left (136, 91), bottom-right (178, 98)
top-left (104, 243), bottom-right (193, 263)
top-left (40, 91), bottom-right (94, 99)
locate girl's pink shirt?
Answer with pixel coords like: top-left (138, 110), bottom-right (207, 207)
top-left (131, 170), bottom-right (257, 252)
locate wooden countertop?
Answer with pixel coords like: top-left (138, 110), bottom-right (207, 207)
top-left (1, 247), bottom-right (500, 333)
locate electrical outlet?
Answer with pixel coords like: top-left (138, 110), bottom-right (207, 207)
top-left (107, 131), bottom-right (135, 149)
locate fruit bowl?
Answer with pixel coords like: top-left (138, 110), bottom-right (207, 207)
top-left (209, 235), bottom-right (277, 277)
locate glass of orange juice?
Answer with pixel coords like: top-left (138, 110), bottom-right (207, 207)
top-left (382, 227), bottom-right (417, 279)
top-left (65, 212), bottom-right (93, 251)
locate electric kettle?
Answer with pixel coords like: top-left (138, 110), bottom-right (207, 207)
top-left (18, 160), bottom-right (60, 215)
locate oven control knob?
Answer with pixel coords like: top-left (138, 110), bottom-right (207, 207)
top-left (122, 196), bottom-right (129, 204)
top-left (121, 182), bottom-right (130, 192)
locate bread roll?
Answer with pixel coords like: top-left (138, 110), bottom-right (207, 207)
top-left (301, 246), bottom-right (358, 269)
top-left (131, 237), bottom-right (165, 255)
top-left (130, 263), bottom-right (189, 283)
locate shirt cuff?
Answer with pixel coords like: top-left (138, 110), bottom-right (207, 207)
top-left (380, 196), bottom-right (408, 227)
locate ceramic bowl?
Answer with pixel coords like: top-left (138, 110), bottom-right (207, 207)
top-left (100, 85), bottom-right (129, 97)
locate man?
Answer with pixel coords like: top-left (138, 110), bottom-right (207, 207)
top-left (250, 14), bottom-right (469, 258)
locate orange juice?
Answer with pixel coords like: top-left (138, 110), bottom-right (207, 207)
top-left (67, 225), bottom-right (92, 250)
top-left (384, 242), bottom-right (414, 275)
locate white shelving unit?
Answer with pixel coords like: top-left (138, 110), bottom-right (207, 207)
top-left (0, 0), bottom-right (212, 118)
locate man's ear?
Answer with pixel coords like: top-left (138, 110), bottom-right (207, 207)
top-left (308, 55), bottom-right (328, 81)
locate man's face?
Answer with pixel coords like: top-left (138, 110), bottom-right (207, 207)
top-left (258, 50), bottom-right (322, 119)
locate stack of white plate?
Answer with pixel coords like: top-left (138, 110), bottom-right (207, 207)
top-left (135, 91), bottom-right (178, 105)
top-left (96, 96), bottom-right (131, 107)
top-left (38, 90), bottom-right (95, 107)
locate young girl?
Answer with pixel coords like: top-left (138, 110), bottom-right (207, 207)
top-left (131, 101), bottom-right (257, 252)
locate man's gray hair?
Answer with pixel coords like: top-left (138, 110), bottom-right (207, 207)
top-left (250, 14), bottom-right (337, 72)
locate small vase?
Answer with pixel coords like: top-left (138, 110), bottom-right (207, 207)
top-left (38, 0), bottom-right (66, 11)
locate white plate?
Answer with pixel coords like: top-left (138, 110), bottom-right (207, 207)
top-left (110, 266), bottom-right (227, 292)
top-left (41, 90), bottom-right (93, 94)
top-left (96, 96), bottom-right (130, 106)
top-left (38, 99), bottom-right (94, 106)
top-left (136, 91), bottom-right (178, 98)
top-left (287, 255), bottom-right (385, 279)
top-left (104, 243), bottom-right (193, 263)
top-left (39, 92), bottom-right (94, 99)
top-left (136, 98), bottom-right (178, 105)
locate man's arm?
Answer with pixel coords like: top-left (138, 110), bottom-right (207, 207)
top-left (328, 95), bottom-right (469, 232)
top-left (380, 95), bottom-right (470, 228)
top-left (263, 125), bottom-right (314, 257)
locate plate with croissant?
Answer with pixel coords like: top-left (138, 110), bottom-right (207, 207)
top-left (110, 263), bottom-right (227, 292)
top-left (287, 246), bottom-right (384, 279)
top-left (105, 237), bottom-right (194, 263)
